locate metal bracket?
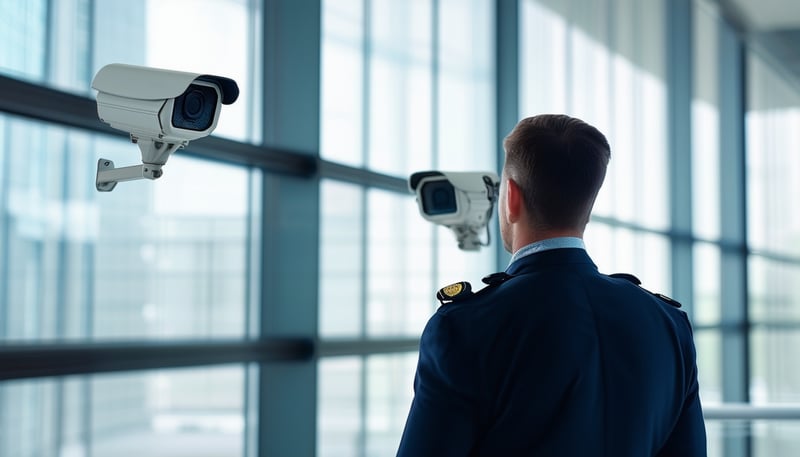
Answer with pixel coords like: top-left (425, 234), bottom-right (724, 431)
top-left (96, 159), bottom-right (164, 192)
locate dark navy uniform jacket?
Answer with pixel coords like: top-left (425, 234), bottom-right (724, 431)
top-left (397, 247), bottom-right (706, 457)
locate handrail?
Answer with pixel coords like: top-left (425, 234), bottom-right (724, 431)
top-left (703, 403), bottom-right (800, 420)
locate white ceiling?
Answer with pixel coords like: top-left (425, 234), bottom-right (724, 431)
top-left (717, 0), bottom-right (800, 92)
top-left (726, 0), bottom-right (800, 30)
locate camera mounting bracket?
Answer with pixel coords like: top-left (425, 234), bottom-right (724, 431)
top-left (95, 138), bottom-right (183, 192)
top-left (95, 159), bottom-right (162, 192)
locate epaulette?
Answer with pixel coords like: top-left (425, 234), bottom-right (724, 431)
top-left (435, 272), bottom-right (515, 306)
top-left (436, 281), bottom-right (473, 305)
top-left (609, 273), bottom-right (682, 308)
top-left (482, 272), bottom-right (514, 286)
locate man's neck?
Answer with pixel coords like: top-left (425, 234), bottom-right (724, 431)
top-left (511, 227), bottom-right (583, 253)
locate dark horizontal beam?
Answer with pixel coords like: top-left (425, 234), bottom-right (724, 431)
top-left (318, 160), bottom-right (410, 194)
top-left (0, 74), bottom-right (111, 135)
top-left (186, 135), bottom-right (316, 176)
top-left (317, 337), bottom-right (419, 357)
top-left (0, 74), bottom-right (317, 177)
top-left (0, 338), bottom-right (313, 381)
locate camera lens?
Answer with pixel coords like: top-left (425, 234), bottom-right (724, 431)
top-left (421, 180), bottom-right (457, 215)
top-left (171, 83), bottom-right (219, 131)
top-left (183, 90), bottom-right (205, 120)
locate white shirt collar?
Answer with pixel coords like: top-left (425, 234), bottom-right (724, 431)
top-left (507, 237), bottom-right (586, 268)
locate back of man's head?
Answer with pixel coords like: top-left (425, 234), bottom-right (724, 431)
top-left (503, 114), bottom-right (611, 231)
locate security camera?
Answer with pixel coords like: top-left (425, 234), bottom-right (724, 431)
top-left (91, 63), bottom-right (239, 191)
top-left (409, 171), bottom-right (500, 251)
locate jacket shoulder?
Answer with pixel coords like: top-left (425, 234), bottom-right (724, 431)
top-left (608, 272), bottom-right (682, 308)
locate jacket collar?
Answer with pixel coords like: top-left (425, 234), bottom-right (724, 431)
top-left (505, 248), bottom-right (597, 276)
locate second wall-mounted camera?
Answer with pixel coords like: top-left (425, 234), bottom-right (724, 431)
top-left (409, 170), bottom-right (500, 251)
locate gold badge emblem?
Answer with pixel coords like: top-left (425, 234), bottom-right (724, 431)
top-left (442, 283), bottom-right (463, 297)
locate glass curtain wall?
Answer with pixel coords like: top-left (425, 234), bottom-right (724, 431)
top-left (747, 50), bottom-right (800, 455)
top-left (0, 1), bottom-right (262, 456)
top-left (318, 0), bottom-right (495, 455)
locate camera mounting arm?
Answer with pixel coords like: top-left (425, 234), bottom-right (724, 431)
top-left (95, 137), bottom-right (184, 192)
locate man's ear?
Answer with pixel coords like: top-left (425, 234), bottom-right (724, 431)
top-left (505, 177), bottom-right (523, 223)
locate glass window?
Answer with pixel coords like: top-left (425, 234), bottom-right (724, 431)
top-left (367, 0), bottom-right (433, 176)
top-left (436, 0), bottom-right (495, 171)
top-left (750, 329), bottom-right (800, 403)
top-left (320, 0), bottom-right (364, 167)
top-left (365, 354), bottom-right (416, 455)
top-left (366, 188), bottom-right (434, 337)
top-left (752, 421), bottom-right (800, 457)
top-left (749, 257), bottom-right (800, 323)
top-left (317, 357), bottom-right (363, 457)
top-left (694, 243), bottom-right (721, 325)
top-left (319, 180), bottom-right (364, 337)
top-left (317, 353), bottom-right (416, 457)
top-left (747, 52), bottom-right (800, 325)
top-left (0, 0), bottom-right (48, 81)
top-left (0, 0), bottom-right (262, 142)
top-left (704, 419), bottom-right (800, 457)
top-left (520, 0), bottom-right (569, 114)
top-left (743, 21), bottom-right (800, 457)
top-left (584, 223), bottom-right (671, 294)
top-left (0, 365), bottom-right (247, 457)
top-left (520, 0), bottom-right (669, 230)
top-left (0, 115), bottom-right (259, 341)
top-left (321, 0), bottom-right (494, 176)
top-left (695, 329), bottom-right (722, 404)
top-left (746, 54), bottom-right (800, 257)
top-left (692, 1), bottom-right (721, 240)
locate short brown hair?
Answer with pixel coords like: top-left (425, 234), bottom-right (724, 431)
top-left (503, 114), bottom-right (610, 230)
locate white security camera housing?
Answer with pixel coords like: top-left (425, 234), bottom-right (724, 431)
top-left (91, 63), bottom-right (239, 191)
top-left (409, 171), bottom-right (500, 251)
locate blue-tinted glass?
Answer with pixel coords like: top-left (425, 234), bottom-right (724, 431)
top-left (317, 354), bottom-right (417, 457)
top-left (693, 243), bottom-right (722, 325)
top-left (749, 257), bottom-right (800, 322)
top-left (0, 0), bottom-right (48, 80)
top-left (0, 115), bottom-right (258, 341)
top-left (366, 188), bottom-right (433, 336)
top-left (584, 223), bottom-right (671, 294)
top-left (317, 357), bottom-right (363, 457)
top-left (319, 180), bottom-right (364, 337)
top-left (747, 54), bottom-right (800, 257)
top-left (0, 365), bottom-right (247, 457)
top-left (692, 2), bottom-right (721, 240)
top-left (521, 0), bottom-right (668, 230)
top-left (320, 0), bottom-right (364, 167)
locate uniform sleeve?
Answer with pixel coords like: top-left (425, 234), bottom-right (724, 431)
top-left (396, 311), bottom-right (479, 457)
top-left (657, 315), bottom-right (708, 457)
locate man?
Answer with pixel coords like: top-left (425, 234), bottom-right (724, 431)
top-left (397, 114), bottom-right (706, 456)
